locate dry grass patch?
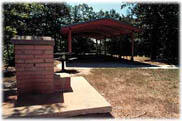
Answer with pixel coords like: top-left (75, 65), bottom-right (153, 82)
top-left (3, 65), bottom-right (179, 118)
top-left (123, 56), bottom-right (168, 65)
top-left (81, 68), bottom-right (179, 118)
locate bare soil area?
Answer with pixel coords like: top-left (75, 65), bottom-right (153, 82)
top-left (3, 59), bottom-right (179, 119)
top-left (78, 68), bottom-right (179, 118)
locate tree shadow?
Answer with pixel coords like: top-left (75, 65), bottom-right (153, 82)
top-left (3, 90), bottom-right (66, 118)
top-left (15, 92), bottom-right (64, 107)
top-left (66, 55), bottom-right (159, 68)
top-left (3, 70), bottom-right (16, 77)
top-left (3, 89), bottom-right (65, 107)
top-left (6, 103), bottom-right (66, 118)
top-left (3, 89), bottom-right (17, 103)
top-left (3, 68), bottom-right (111, 118)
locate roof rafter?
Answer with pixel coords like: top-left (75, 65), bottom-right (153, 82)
top-left (60, 18), bottom-right (140, 38)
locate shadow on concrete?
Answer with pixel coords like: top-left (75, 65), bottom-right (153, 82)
top-left (15, 93), bottom-right (64, 107)
top-left (6, 103), bottom-right (66, 119)
top-left (3, 69), bottom-right (112, 119)
top-left (71, 112), bottom-right (114, 119)
top-left (3, 88), bottom-right (66, 118)
top-left (3, 71), bottom-right (66, 107)
top-left (6, 112), bottom-right (114, 119)
top-left (3, 89), bottom-right (65, 107)
top-left (66, 55), bottom-right (159, 68)
top-left (55, 69), bottom-right (80, 74)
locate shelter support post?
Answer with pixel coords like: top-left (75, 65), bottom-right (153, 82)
top-left (68, 29), bottom-right (72, 53)
top-left (60, 36), bottom-right (62, 51)
top-left (131, 32), bottom-right (134, 61)
top-left (104, 37), bottom-right (106, 56)
top-left (100, 40), bottom-right (101, 55)
top-left (96, 39), bottom-right (98, 55)
top-left (119, 35), bottom-right (121, 59)
top-left (111, 36), bottom-right (113, 57)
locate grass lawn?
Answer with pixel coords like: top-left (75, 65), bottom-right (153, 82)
top-left (3, 64), bottom-right (179, 118)
top-left (79, 68), bottom-right (179, 118)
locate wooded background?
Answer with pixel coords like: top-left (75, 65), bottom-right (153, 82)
top-left (3, 3), bottom-right (179, 66)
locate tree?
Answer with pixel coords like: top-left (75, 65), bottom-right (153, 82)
top-left (3, 3), bottom-right (69, 66)
top-left (121, 3), bottom-right (179, 64)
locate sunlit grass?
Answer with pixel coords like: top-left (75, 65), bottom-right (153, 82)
top-left (81, 68), bottom-right (179, 118)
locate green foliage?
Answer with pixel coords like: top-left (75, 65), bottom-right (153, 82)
top-left (3, 44), bottom-right (14, 66)
top-left (4, 2), bottom-right (178, 66)
top-left (72, 37), bottom-right (95, 54)
top-left (64, 3), bottom-right (127, 55)
top-left (3, 3), bottom-right (69, 66)
top-left (133, 3), bottom-right (179, 63)
top-left (3, 3), bottom-right (136, 66)
top-left (120, 3), bottom-right (179, 64)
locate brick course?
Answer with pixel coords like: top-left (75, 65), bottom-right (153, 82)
top-left (12, 36), bottom-right (55, 95)
top-left (12, 36), bottom-right (71, 98)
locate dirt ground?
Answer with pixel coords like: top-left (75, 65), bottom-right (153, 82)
top-left (53, 58), bottom-right (179, 118)
top-left (77, 68), bottom-right (179, 118)
top-left (3, 58), bottom-right (179, 119)
top-left (135, 56), bottom-right (172, 65)
top-left (122, 56), bottom-right (169, 65)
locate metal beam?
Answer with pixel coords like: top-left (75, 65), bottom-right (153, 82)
top-left (130, 33), bottom-right (134, 61)
top-left (68, 28), bottom-right (72, 52)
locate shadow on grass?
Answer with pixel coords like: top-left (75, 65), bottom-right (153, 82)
top-left (66, 55), bottom-right (159, 68)
top-left (3, 70), bottom-right (16, 77)
top-left (145, 59), bottom-right (179, 65)
top-left (3, 89), bottom-right (17, 103)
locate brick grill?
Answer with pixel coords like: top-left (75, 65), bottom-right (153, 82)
top-left (12, 36), bottom-right (55, 95)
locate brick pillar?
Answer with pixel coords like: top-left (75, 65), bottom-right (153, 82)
top-left (12, 36), bottom-right (55, 95)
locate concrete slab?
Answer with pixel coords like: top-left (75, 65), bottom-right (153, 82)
top-left (55, 73), bottom-right (70, 77)
top-left (3, 77), bottom-right (112, 118)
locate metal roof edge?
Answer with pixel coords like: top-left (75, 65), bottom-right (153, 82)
top-left (61, 18), bottom-right (141, 32)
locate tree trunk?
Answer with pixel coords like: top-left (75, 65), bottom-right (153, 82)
top-left (6, 40), bottom-right (10, 67)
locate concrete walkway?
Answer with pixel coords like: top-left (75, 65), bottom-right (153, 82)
top-left (139, 65), bottom-right (179, 69)
top-left (3, 77), bottom-right (111, 118)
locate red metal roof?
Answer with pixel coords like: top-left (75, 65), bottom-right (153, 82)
top-left (60, 18), bottom-right (140, 39)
